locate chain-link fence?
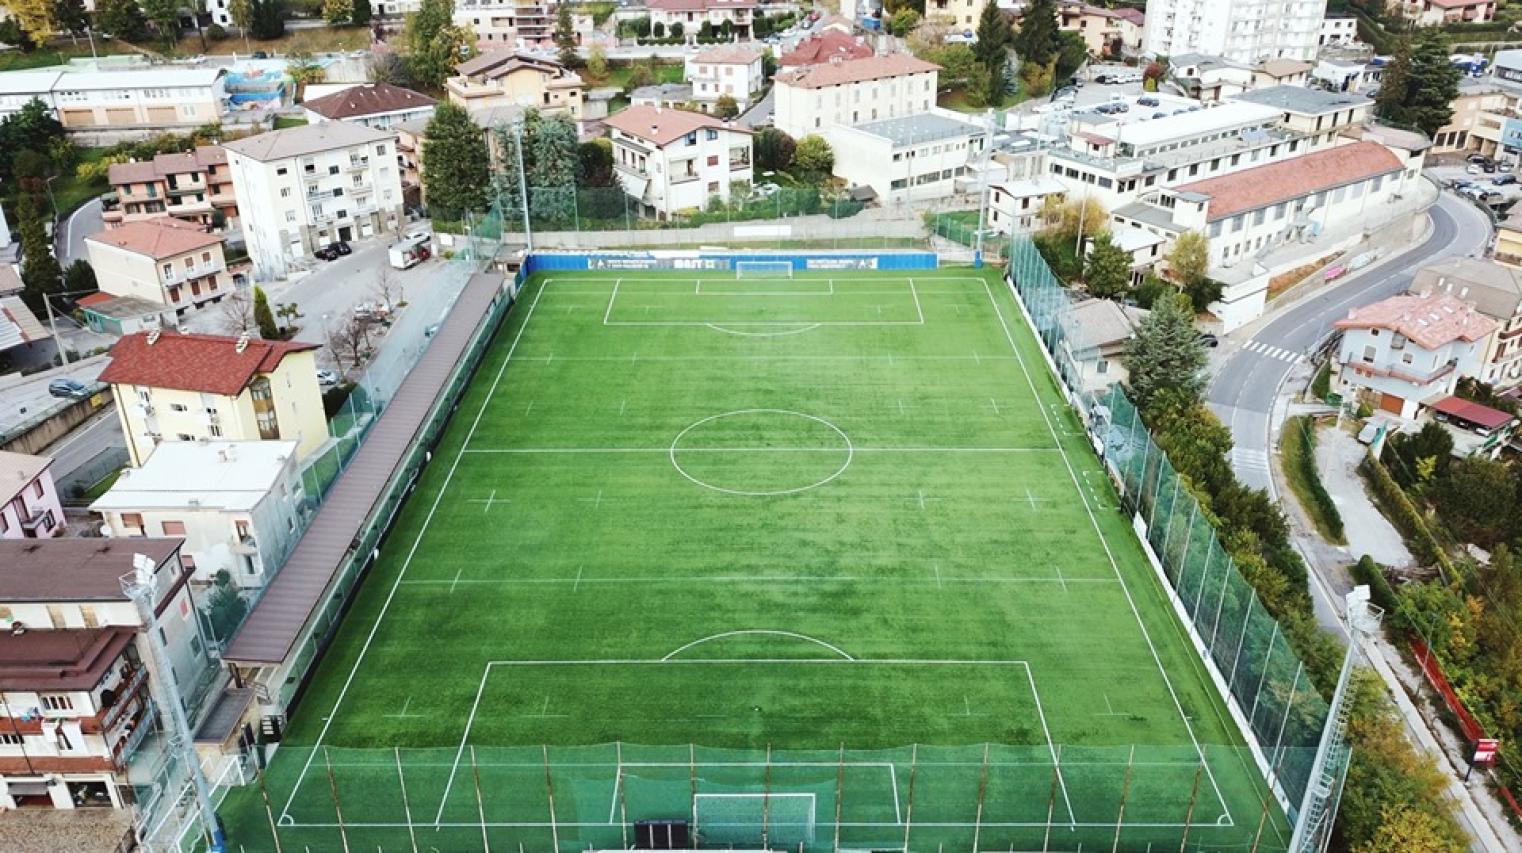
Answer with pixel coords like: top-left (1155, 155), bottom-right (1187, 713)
top-left (1005, 236), bottom-right (1348, 841)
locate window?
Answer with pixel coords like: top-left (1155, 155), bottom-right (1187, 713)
top-left (0, 733), bottom-right (22, 746)
top-left (162, 263), bottom-right (173, 277)
top-left (32, 480), bottom-right (44, 498)
top-left (1361, 345), bottom-right (1376, 363)
top-left (329, 165), bottom-right (340, 175)
top-left (280, 187), bottom-right (291, 198)
top-left (122, 512), bottom-right (144, 529)
top-left (705, 128), bottom-right (718, 141)
top-left (707, 155), bottom-right (719, 167)
top-left (286, 211), bottom-right (296, 222)
top-left (276, 167), bottom-right (288, 176)
top-left (42, 694), bottom-right (74, 711)
top-left (162, 520), bottom-right (186, 535)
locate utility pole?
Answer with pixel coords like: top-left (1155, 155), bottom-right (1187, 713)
top-left (513, 116), bottom-right (533, 252)
top-left (972, 110), bottom-right (996, 269)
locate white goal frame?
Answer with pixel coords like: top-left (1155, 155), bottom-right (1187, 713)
top-left (735, 261), bottom-right (795, 278)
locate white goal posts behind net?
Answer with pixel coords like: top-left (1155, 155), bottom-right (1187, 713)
top-left (735, 261), bottom-right (795, 278)
top-left (694, 792), bottom-right (817, 846)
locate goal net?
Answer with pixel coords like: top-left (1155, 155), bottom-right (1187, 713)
top-left (694, 792), bottom-right (816, 847)
top-left (735, 261), bottom-right (794, 279)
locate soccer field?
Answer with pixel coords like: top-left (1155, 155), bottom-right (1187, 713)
top-left (220, 268), bottom-right (1289, 851)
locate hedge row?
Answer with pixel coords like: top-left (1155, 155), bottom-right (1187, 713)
top-left (1283, 416), bottom-right (1346, 543)
top-left (1352, 554), bottom-right (1399, 613)
top-left (1360, 452), bottom-right (1453, 577)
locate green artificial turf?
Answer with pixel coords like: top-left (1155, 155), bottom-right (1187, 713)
top-left (216, 268), bottom-right (1289, 852)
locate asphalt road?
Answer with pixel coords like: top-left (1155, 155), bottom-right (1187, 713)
top-left (0, 356), bottom-right (110, 437)
top-left (58, 196), bottom-right (103, 267)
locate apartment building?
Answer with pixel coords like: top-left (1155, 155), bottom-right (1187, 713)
top-left (100, 330), bottom-right (326, 466)
top-left (223, 122), bottom-right (405, 280)
top-left (1058, 2), bottom-right (1146, 57)
top-left (1399, 0), bottom-right (1495, 26)
top-left (830, 113), bottom-right (984, 204)
top-left (1169, 53), bottom-right (1254, 101)
top-left (395, 115), bottom-right (428, 208)
top-left (778, 29), bottom-right (874, 69)
top-left (1111, 140), bottom-right (1409, 329)
top-left (773, 54), bottom-right (940, 138)
top-left (1413, 258), bottom-right (1522, 388)
top-left (52, 68), bottom-right (226, 130)
top-left (86, 219), bottom-right (228, 313)
top-left (988, 177), bottom-right (1066, 236)
top-left (0, 538), bottom-right (212, 811)
top-left (648, 0), bottom-right (757, 39)
top-left (103, 146), bottom-right (239, 231)
top-left (685, 46), bottom-right (765, 113)
top-left (446, 51), bottom-right (584, 120)
top-left (1332, 290), bottom-right (1497, 418)
top-left (0, 451), bottom-right (63, 539)
top-left (924, 0), bottom-right (979, 28)
top-left (1252, 58), bottom-right (1313, 88)
top-left (606, 105), bottom-right (753, 218)
top-left (302, 83), bottom-right (437, 130)
top-left (455, 0), bottom-right (593, 49)
top-left (91, 440), bottom-right (304, 591)
top-left (1142, 0), bottom-right (1325, 65)
top-left (1320, 14), bottom-right (1359, 47)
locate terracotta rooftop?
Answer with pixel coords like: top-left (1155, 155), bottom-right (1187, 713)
top-left (108, 145), bottom-right (226, 186)
top-left (303, 82), bottom-right (437, 120)
top-left (774, 53), bottom-right (939, 89)
top-left (100, 330), bottom-right (319, 396)
top-left (1174, 141), bottom-right (1402, 222)
top-left (1333, 290), bottom-right (1498, 350)
top-left (1113, 7), bottom-right (1144, 25)
top-left (692, 45), bottom-right (763, 64)
top-left (455, 50), bottom-right (573, 80)
top-left (85, 218), bottom-right (223, 260)
top-left (649, 0), bottom-right (754, 10)
top-left (0, 539), bottom-right (181, 602)
top-left (1433, 395), bottom-right (1514, 431)
top-left (0, 628), bottom-right (137, 692)
top-left (604, 103), bottom-right (751, 146)
top-left (779, 29), bottom-right (874, 67)
top-left (1258, 58), bottom-right (1313, 77)
top-left (1428, 0), bottom-right (1490, 7)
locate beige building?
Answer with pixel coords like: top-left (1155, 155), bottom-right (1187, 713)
top-left (100, 330), bottom-right (327, 466)
top-left (1398, 0), bottom-right (1495, 25)
top-left (1058, 2), bottom-right (1145, 57)
top-left (773, 54), bottom-right (941, 139)
top-left (685, 46), bottom-right (765, 113)
top-left (606, 104), bottom-right (754, 218)
top-left (103, 146), bottom-right (239, 231)
top-left (86, 219), bottom-right (228, 314)
top-left (1252, 58), bottom-right (1313, 89)
top-left (446, 51), bottom-right (584, 120)
top-left (925, 0), bottom-right (980, 29)
top-left (1431, 84), bottom-right (1513, 154)
top-left (1497, 210), bottom-right (1522, 267)
top-left (454, 0), bottom-right (593, 49)
top-left (1413, 258), bottom-right (1522, 388)
top-left (223, 122), bottom-right (406, 281)
top-left (52, 68), bottom-right (226, 130)
top-left (648, 0), bottom-right (757, 38)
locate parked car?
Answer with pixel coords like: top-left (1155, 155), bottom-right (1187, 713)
top-left (314, 241), bottom-right (350, 260)
top-left (1468, 164), bottom-right (1483, 174)
top-left (1494, 174), bottom-right (1517, 186)
top-left (1502, 161), bottom-right (1515, 172)
top-left (1468, 153), bottom-right (1489, 164)
top-left (316, 369), bottom-right (340, 387)
top-left (1138, 96), bottom-right (1159, 107)
top-left (1197, 333), bottom-right (1219, 348)
top-left (48, 377), bottom-right (90, 398)
top-left (1484, 162), bottom-right (1498, 173)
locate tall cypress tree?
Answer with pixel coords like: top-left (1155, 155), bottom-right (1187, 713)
top-left (1012, 0), bottom-right (1059, 67)
top-left (17, 193), bottom-right (62, 316)
top-left (1122, 291), bottom-right (1206, 411)
top-left (973, 0), bottom-right (1009, 72)
top-left (422, 102), bottom-right (490, 219)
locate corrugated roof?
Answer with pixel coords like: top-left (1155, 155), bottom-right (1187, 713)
top-left (774, 53), bottom-right (939, 89)
top-left (303, 82), bottom-right (437, 120)
top-left (100, 330), bottom-right (318, 396)
top-left (604, 103), bottom-right (751, 146)
top-left (222, 121), bottom-right (393, 161)
top-left (0, 539), bottom-right (181, 602)
top-left (1432, 395), bottom-right (1514, 430)
top-left (1333, 290), bottom-right (1498, 350)
top-left (1173, 141), bottom-right (1402, 222)
top-left (86, 218), bottom-right (223, 260)
top-left (0, 295), bottom-right (46, 351)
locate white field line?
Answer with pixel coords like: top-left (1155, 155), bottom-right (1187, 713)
top-left (509, 354), bottom-right (1019, 362)
top-left (461, 446), bottom-right (1061, 454)
top-left (396, 575), bottom-right (1120, 587)
top-left (278, 279), bottom-right (551, 822)
top-left (279, 819), bottom-right (1221, 830)
top-left (598, 276), bottom-right (924, 327)
top-left (982, 278), bottom-right (1233, 826)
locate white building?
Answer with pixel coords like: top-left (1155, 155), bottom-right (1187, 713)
top-left (605, 105), bottom-right (754, 219)
top-left (1332, 290), bottom-right (1497, 418)
top-left (988, 177), bottom-right (1067, 236)
top-left (0, 450), bottom-right (64, 539)
top-left (1319, 14), bottom-right (1359, 47)
top-left (648, 0), bottom-right (758, 39)
top-left (685, 46), bottom-right (765, 113)
top-left (85, 219), bottom-right (228, 313)
top-left (223, 122), bottom-right (405, 280)
top-left (829, 113), bottom-right (984, 204)
top-left (1412, 258), bottom-right (1522, 389)
top-left (91, 441), bottom-right (304, 592)
top-left (1142, 0), bottom-right (1325, 66)
top-left (301, 83), bottom-right (438, 130)
top-left (772, 53), bottom-right (940, 138)
top-left (0, 539), bottom-right (214, 811)
top-left (1059, 298), bottom-right (1147, 393)
top-left (0, 66), bottom-right (226, 129)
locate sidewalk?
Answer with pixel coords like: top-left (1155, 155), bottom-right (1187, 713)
top-left (1315, 422), bottom-right (1413, 570)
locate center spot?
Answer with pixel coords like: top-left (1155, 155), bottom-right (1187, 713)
top-left (669, 409), bottom-right (853, 496)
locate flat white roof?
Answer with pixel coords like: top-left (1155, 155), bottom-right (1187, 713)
top-left (90, 440), bottom-right (298, 513)
top-left (1110, 223), bottom-right (1166, 253)
top-left (0, 70), bottom-right (64, 95)
top-left (52, 68), bottom-right (225, 91)
top-left (1115, 101), bottom-right (1282, 149)
top-left (993, 176), bottom-right (1066, 199)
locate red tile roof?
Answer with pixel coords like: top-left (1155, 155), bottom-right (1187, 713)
top-left (1333, 290), bottom-right (1497, 350)
top-left (692, 45), bottom-right (763, 64)
top-left (649, 0), bottom-right (754, 10)
top-left (85, 218), bottom-right (224, 260)
top-left (0, 628), bottom-right (137, 692)
top-left (779, 29), bottom-right (874, 67)
top-left (774, 53), bottom-right (939, 89)
top-left (302, 82), bottom-right (437, 120)
top-left (100, 330), bottom-right (319, 396)
top-left (603, 103), bottom-right (751, 146)
top-left (1432, 395), bottom-right (1514, 430)
top-left (108, 145), bottom-right (227, 187)
top-left (1174, 141), bottom-right (1402, 222)
top-left (1113, 7), bottom-right (1144, 25)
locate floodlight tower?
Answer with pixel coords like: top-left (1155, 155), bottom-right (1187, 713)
top-left (1289, 586), bottom-right (1384, 853)
top-left (122, 553), bottom-right (226, 853)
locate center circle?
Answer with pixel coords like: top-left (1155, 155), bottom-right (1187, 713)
top-left (670, 409), bottom-right (854, 496)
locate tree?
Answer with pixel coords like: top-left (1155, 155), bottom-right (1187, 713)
top-left (713, 94), bottom-right (739, 119)
top-left (921, 44), bottom-right (979, 90)
top-left (17, 193), bottom-right (61, 316)
top-left (1354, 806), bottom-right (1462, 853)
top-left (1435, 457), bottom-right (1518, 547)
top-left (554, 2), bottom-right (582, 69)
top-left (1182, 275), bottom-right (1222, 313)
top-left (1385, 421), bottom-right (1454, 488)
top-left (525, 113), bottom-right (579, 221)
top-left (63, 258), bottom-right (97, 293)
top-left (286, 52), bottom-right (326, 98)
top-left (368, 50), bottom-right (412, 86)
top-left (1043, 195), bottom-right (1107, 243)
top-left (143, 0), bottom-right (182, 47)
top-left (754, 127), bottom-right (795, 172)
top-left (1083, 233), bottom-right (1131, 299)
top-left (1123, 290), bottom-right (1207, 411)
top-left (1054, 29), bottom-right (1086, 81)
top-left (586, 44), bottom-right (608, 81)
top-left (5, 0), bottom-right (56, 45)
top-left (405, 0), bottom-right (473, 89)
top-left (324, 0), bottom-right (353, 25)
top-left (761, 47), bottom-right (776, 80)
top-left (792, 134), bottom-right (834, 176)
top-left (352, 0), bottom-right (371, 25)
top-left (422, 101), bottom-right (490, 218)
top-left (250, 0), bottom-right (286, 39)
top-left (229, 0), bottom-right (254, 34)
top-left (202, 572), bottom-right (249, 643)
top-left (973, 0), bottom-right (1010, 72)
top-left (889, 8), bottom-right (920, 36)
top-left (669, 21), bottom-right (682, 38)
top-left (254, 286), bottom-right (279, 339)
top-left (0, 18), bottom-right (37, 52)
top-left (54, 0), bottom-right (90, 37)
top-left (98, 0), bottom-right (150, 40)
top-left (327, 311), bottom-right (375, 371)
top-left (1166, 230), bottom-right (1209, 286)
top-left (577, 138), bottom-right (613, 186)
top-left (220, 287), bottom-right (256, 335)
top-left (1376, 32), bottom-right (1459, 137)
top-left (1012, 0), bottom-right (1059, 66)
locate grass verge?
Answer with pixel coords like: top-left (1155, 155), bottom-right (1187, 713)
top-left (1280, 415), bottom-right (1347, 544)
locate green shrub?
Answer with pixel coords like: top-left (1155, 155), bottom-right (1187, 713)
top-left (1352, 554), bottom-right (1398, 613)
top-left (1282, 416), bottom-right (1345, 543)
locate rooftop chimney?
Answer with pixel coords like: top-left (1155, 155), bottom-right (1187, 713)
top-left (146, 329), bottom-right (161, 345)
top-left (235, 332), bottom-right (250, 353)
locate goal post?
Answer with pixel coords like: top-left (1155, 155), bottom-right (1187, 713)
top-left (735, 261), bottom-right (794, 279)
top-left (694, 792), bottom-right (816, 846)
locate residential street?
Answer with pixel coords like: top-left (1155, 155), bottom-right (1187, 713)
top-left (58, 196), bottom-right (103, 267)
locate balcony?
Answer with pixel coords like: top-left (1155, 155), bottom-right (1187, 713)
top-left (670, 172), bottom-right (700, 184)
top-left (345, 156), bottom-right (371, 172)
top-left (19, 506), bottom-right (53, 535)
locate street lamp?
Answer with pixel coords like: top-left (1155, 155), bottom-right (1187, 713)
top-left (42, 174), bottom-right (61, 220)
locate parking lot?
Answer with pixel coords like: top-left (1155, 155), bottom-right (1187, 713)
top-left (1429, 153), bottom-right (1522, 210)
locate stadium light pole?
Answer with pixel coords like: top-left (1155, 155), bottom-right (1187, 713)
top-left (512, 115), bottom-right (533, 252)
top-left (973, 111), bottom-right (995, 269)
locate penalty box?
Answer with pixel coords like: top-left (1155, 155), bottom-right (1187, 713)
top-left (598, 277), bottom-right (927, 326)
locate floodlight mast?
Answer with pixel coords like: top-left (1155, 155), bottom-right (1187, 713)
top-left (123, 553), bottom-right (226, 853)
